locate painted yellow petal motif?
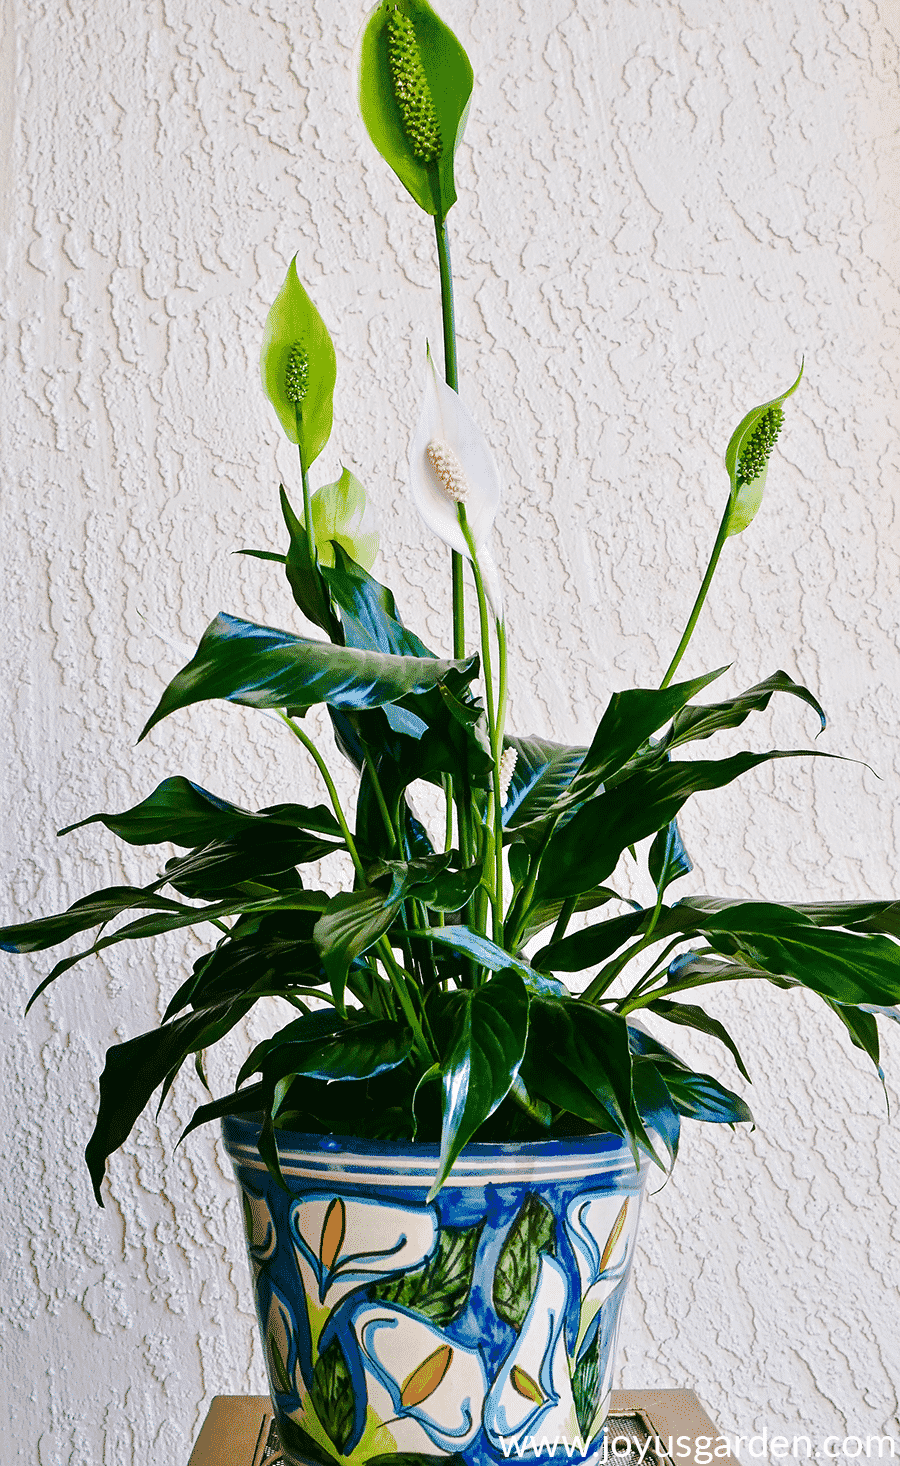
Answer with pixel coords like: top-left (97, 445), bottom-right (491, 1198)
top-left (598, 1200), bottom-right (629, 1275)
top-left (510, 1365), bottom-right (545, 1406)
top-left (401, 1344), bottom-right (454, 1407)
top-left (319, 1196), bottom-right (346, 1272)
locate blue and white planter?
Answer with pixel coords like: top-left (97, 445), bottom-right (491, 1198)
top-left (222, 1118), bottom-right (650, 1466)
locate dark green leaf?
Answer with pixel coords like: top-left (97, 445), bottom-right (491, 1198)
top-left (370, 1219), bottom-right (484, 1326)
top-left (160, 829), bottom-right (340, 900)
top-left (704, 919), bottom-right (900, 1008)
top-left (550, 668), bottom-right (728, 817)
top-left (826, 1001), bottom-right (883, 1079)
top-left (280, 485), bottom-right (336, 635)
top-left (139, 612), bottom-right (478, 740)
top-left (663, 670), bottom-right (825, 749)
top-left (502, 736), bottom-right (588, 843)
top-left (323, 543), bottom-right (431, 659)
top-left (86, 999), bottom-right (253, 1203)
top-left (536, 748), bottom-right (833, 903)
top-left (0, 885), bottom-right (185, 956)
top-left (493, 1193), bottom-right (556, 1330)
top-left (645, 999), bottom-right (752, 1083)
top-left (238, 1011), bottom-right (411, 1088)
top-left (431, 969), bottom-right (529, 1195)
top-left (519, 999), bottom-right (636, 1151)
top-left (627, 1026), bottom-right (752, 1125)
top-left (314, 886), bottom-right (406, 1009)
top-left (359, 0), bottom-right (473, 218)
top-left (648, 819), bottom-right (692, 894)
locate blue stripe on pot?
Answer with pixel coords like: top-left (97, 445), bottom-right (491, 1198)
top-left (222, 1117), bottom-right (650, 1466)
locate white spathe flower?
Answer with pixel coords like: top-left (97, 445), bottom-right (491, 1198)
top-left (409, 350), bottom-right (504, 617)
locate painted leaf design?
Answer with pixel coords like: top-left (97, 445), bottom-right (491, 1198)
top-left (598, 1200), bottom-right (629, 1275)
top-left (266, 1290), bottom-right (295, 1397)
top-left (511, 1365), bottom-right (544, 1405)
top-left (572, 1326), bottom-right (603, 1437)
top-left (308, 1338), bottom-right (355, 1455)
top-left (493, 1194), bottom-right (556, 1330)
top-left (369, 1221), bottom-right (482, 1326)
top-left (401, 1343), bottom-right (454, 1407)
top-left (319, 1197), bottom-right (346, 1272)
top-left (365, 1456), bottom-right (468, 1466)
top-left (277, 1416), bottom-right (340, 1466)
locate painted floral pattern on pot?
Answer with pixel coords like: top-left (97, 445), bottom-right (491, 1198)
top-left (222, 1119), bottom-right (649, 1466)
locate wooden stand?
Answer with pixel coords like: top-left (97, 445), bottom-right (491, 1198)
top-left (188, 1390), bottom-right (733, 1466)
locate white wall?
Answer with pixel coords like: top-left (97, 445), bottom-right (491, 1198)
top-left (2, 0), bottom-right (899, 1460)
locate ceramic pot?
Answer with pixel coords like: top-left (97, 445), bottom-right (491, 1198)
top-left (222, 1117), bottom-right (650, 1466)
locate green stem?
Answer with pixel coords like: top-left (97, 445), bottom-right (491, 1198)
top-left (280, 714), bottom-right (365, 883)
top-left (458, 506), bottom-right (504, 939)
top-left (659, 497), bottom-right (732, 689)
top-left (434, 213), bottom-right (465, 662)
top-left (550, 897), bottom-right (577, 946)
top-left (295, 406), bottom-right (316, 558)
top-left (363, 750), bottom-right (397, 851)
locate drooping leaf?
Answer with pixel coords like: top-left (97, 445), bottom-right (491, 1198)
top-left (0, 886), bottom-right (186, 956)
top-left (627, 1026), bottom-right (752, 1125)
top-left (261, 257), bottom-right (336, 461)
top-left (430, 969), bottom-right (529, 1196)
top-left (535, 748), bottom-right (833, 903)
top-left (359, 0), bottom-right (473, 218)
top-left (645, 999), bottom-right (752, 1083)
top-left (826, 1001), bottom-right (883, 1080)
top-left (702, 917), bottom-right (900, 1009)
top-left (548, 668), bottom-right (728, 819)
top-left (85, 999), bottom-right (254, 1203)
top-left (518, 999), bottom-right (637, 1154)
top-left (311, 467), bottom-right (379, 571)
top-left (57, 775), bottom-right (341, 849)
top-left (313, 886), bottom-right (407, 1009)
top-left (159, 829), bottom-right (341, 901)
top-left (138, 612), bottom-right (478, 740)
top-left (237, 1010), bottom-right (412, 1088)
top-left (724, 364), bottom-right (803, 536)
top-left (662, 670), bottom-right (825, 749)
top-left (493, 1192), bottom-right (556, 1330)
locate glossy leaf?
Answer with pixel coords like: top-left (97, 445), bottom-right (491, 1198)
top-left (238, 1010), bottom-right (411, 1088)
top-left (159, 829), bottom-right (341, 900)
top-left (280, 486), bottom-right (336, 635)
top-left (314, 888), bottom-right (405, 1009)
top-left (535, 748), bottom-right (832, 903)
top-left (311, 467), bottom-right (379, 571)
top-left (519, 999), bottom-right (636, 1151)
top-left (501, 736), bottom-right (587, 842)
top-left (86, 998), bottom-right (254, 1202)
top-left (431, 969), bottom-right (529, 1195)
top-left (703, 917), bottom-right (900, 1008)
top-left (138, 612), bottom-right (478, 740)
top-left (550, 667), bottom-right (728, 818)
top-left (630, 1056), bottom-right (681, 1166)
top-left (58, 775), bottom-right (341, 849)
top-left (322, 544), bottom-right (432, 659)
top-left (627, 1026), bottom-right (752, 1125)
top-left (645, 1000), bottom-right (752, 1083)
top-left (415, 925), bottom-right (554, 992)
top-left (648, 819), bottom-right (692, 894)
top-left (359, 0), bottom-right (473, 218)
top-left (662, 670), bottom-right (825, 750)
top-left (261, 257), bottom-right (336, 461)
top-left (724, 364), bottom-right (803, 536)
top-left (0, 886), bottom-right (186, 956)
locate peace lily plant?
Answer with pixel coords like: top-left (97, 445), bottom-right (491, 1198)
top-left (4, 0), bottom-right (900, 1216)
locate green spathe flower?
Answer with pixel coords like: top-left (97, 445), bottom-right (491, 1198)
top-left (359, 0), bottom-right (474, 218)
top-left (311, 467), bottom-right (379, 571)
top-left (724, 362), bottom-right (804, 537)
top-left (260, 257), bottom-right (336, 464)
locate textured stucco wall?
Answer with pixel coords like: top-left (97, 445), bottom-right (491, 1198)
top-left (1, 0), bottom-right (899, 1460)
